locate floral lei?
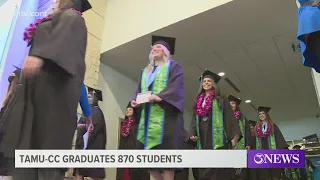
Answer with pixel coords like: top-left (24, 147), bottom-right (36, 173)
top-left (256, 122), bottom-right (272, 138)
top-left (234, 110), bottom-right (241, 120)
top-left (195, 91), bottom-right (215, 117)
top-left (23, 8), bottom-right (82, 44)
top-left (121, 117), bottom-right (135, 137)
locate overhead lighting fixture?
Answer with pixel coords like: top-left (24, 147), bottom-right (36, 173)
top-left (218, 72), bottom-right (225, 76)
top-left (245, 100), bottom-right (251, 103)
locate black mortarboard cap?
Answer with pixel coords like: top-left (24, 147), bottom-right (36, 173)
top-left (248, 120), bottom-right (257, 126)
top-left (87, 86), bottom-right (103, 101)
top-left (126, 102), bottom-right (133, 109)
top-left (8, 66), bottom-right (22, 83)
top-left (228, 95), bottom-right (242, 105)
top-left (75, 0), bottom-right (92, 13)
top-left (293, 145), bottom-right (302, 149)
top-left (152, 35), bottom-right (176, 55)
top-left (258, 106), bottom-right (271, 113)
top-left (199, 70), bottom-right (222, 84)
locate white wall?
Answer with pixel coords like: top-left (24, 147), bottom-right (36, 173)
top-left (101, 0), bottom-right (233, 52)
top-left (277, 116), bottom-right (320, 141)
top-left (98, 63), bottom-right (193, 179)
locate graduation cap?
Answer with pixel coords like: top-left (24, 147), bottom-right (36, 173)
top-left (75, 0), bottom-right (92, 13)
top-left (87, 86), bottom-right (103, 101)
top-left (8, 65), bottom-right (22, 83)
top-left (152, 35), bottom-right (176, 55)
top-left (228, 95), bottom-right (242, 105)
top-left (199, 70), bottom-right (222, 84)
top-left (248, 120), bottom-right (257, 126)
top-left (258, 106), bottom-right (271, 113)
top-left (126, 102), bottom-right (133, 109)
top-left (293, 145), bottom-right (302, 149)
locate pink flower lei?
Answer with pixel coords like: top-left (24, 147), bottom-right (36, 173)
top-left (234, 110), bottom-right (241, 120)
top-left (256, 122), bottom-right (272, 138)
top-left (23, 8), bottom-right (82, 44)
top-left (121, 117), bottom-right (135, 137)
top-left (195, 91), bottom-right (215, 117)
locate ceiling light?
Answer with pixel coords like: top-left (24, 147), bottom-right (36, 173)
top-left (245, 100), bottom-right (251, 103)
top-left (218, 72), bottom-right (225, 76)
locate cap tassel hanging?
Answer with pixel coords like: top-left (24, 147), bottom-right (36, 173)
top-left (91, 90), bottom-right (95, 105)
top-left (199, 75), bottom-right (203, 89)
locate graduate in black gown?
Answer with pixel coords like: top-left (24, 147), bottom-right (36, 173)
top-left (228, 95), bottom-right (255, 180)
top-left (283, 145), bottom-right (308, 180)
top-left (0, 67), bottom-right (21, 180)
top-left (254, 106), bottom-right (288, 180)
top-left (74, 87), bottom-right (106, 180)
top-left (174, 129), bottom-right (199, 180)
top-left (0, 0), bottom-right (91, 179)
top-left (131, 36), bottom-right (185, 180)
top-left (116, 103), bottom-right (149, 180)
top-left (188, 70), bottom-right (242, 180)
top-left (246, 120), bottom-right (258, 180)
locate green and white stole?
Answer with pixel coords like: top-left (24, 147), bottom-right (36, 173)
top-left (256, 132), bottom-right (276, 149)
top-left (237, 116), bottom-right (246, 149)
top-left (137, 61), bottom-right (171, 150)
top-left (196, 99), bottom-right (226, 149)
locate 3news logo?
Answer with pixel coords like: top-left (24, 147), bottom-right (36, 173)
top-left (248, 150), bottom-right (305, 168)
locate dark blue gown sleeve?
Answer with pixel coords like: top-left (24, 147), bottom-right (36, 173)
top-left (79, 83), bottom-right (92, 117)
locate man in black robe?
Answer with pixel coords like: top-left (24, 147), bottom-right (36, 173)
top-left (0, 0), bottom-right (91, 179)
top-left (74, 87), bottom-right (106, 180)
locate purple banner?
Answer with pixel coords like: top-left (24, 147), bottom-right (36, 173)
top-left (248, 150), bottom-right (305, 168)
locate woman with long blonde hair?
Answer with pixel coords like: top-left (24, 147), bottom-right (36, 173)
top-left (254, 106), bottom-right (288, 180)
top-left (131, 36), bottom-right (185, 180)
top-left (188, 70), bottom-right (241, 180)
top-left (0, 0), bottom-right (91, 179)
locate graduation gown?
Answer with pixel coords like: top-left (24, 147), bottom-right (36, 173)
top-left (297, 1), bottom-right (320, 72)
top-left (174, 130), bottom-right (199, 180)
top-left (235, 115), bottom-right (256, 180)
top-left (0, 9), bottom-right (87, 158)
top-left (116, 118), bottom-right (149, 180)
top-left (0, 107), bottom-right (10, 176)
top-left (255, 123), bottom-right (288, 180)
top-left (132, 60), bottom-right (185, 151)
top-left (189, 96), bottom-right (242, 180)
top-left (74, 106), bottom-right (106, 178)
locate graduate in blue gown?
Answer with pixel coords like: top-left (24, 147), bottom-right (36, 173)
top-left (297, 0), bottom-right (320, 72)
